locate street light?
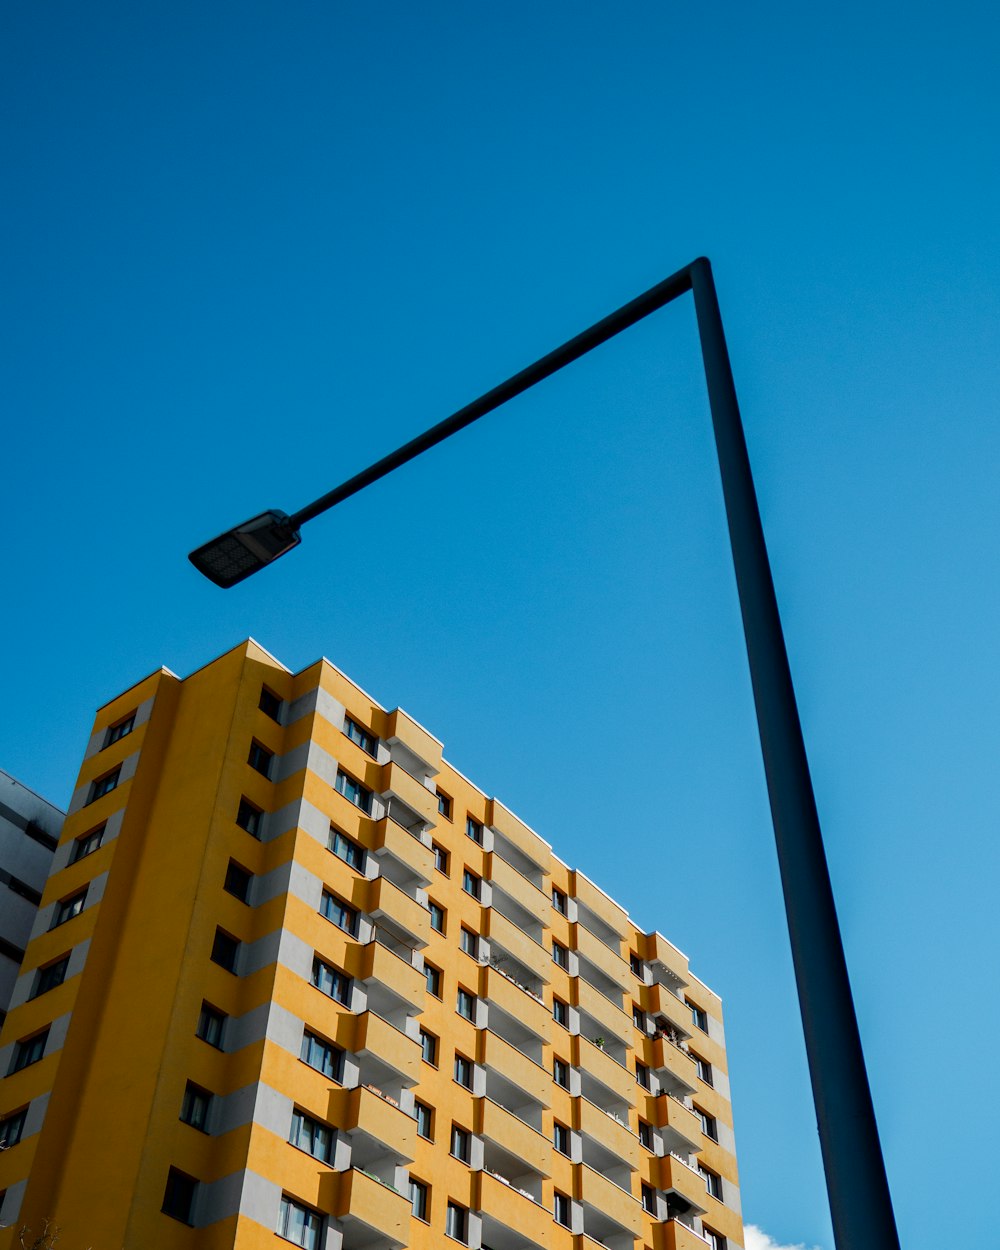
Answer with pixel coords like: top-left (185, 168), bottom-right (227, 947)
top-left (189, 257), bottom-right (901, 1250)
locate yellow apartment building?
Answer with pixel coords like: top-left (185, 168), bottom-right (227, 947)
top-left (0, 640), bottom-right (743, 1250)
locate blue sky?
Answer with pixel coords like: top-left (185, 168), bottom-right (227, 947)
top-left (3, 4), bottom-right (999, 1247)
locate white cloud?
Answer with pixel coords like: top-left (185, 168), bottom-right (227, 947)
top-left (744, 1224), bottom-right (825, 1250)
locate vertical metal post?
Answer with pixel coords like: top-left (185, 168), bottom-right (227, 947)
top-left (689, 257), bottom-right (900, 1250)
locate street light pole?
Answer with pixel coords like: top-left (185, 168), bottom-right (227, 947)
top-left (189, 257), bottom-right (901, 1250)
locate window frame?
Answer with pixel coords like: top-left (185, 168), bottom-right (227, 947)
top-left (466, 816), bottom-right (483, 843)
top-left (436, 788), bottom-right (453, 820)
top-left (71, 825), bottom-right (105, 862)
top-left (457, 987), bottom-right (476, 1020)
top-left (553, 1057), bottom-right (570, 1089)
top-left (462, 868), bottom-right (481, 900)
top-left (420, 1028), bottom-right (439, 1066)
top-left (428, 900), bottom-right (446, 933)
top-left (329, 826), bottom-right (364, 871)
top-left (289, 1108), bottom-right (334, 1163)
top-left (344, 716), bottom-right (378, 756)
top-left (312, 955), bottom-right (351, 1004)
top-left (196, 1002), bottom-right (226, 1049)
top-left (450, 1123), bottom-right (471, 1163)
top-left (553, 996), bottom-right (569, 1027)
top-left (425, 961), bottom-right (443, 998)
top-left (33, 954), bottom-right (70, 998)
top-left (161, 1167), bottom-right (198, 1226)
top-left (180, 1082), bottom-right (212, 1133)
top-left (415, 1099), bottom-right (434, 1140)
top-left (446, 1200), bottom-right (468, 1244)
top-left (259, 687), bottom-right (282, 722)
top-left (552, 939), bottom-right (569, 968)
top-left (277, 1194), bottom-right (323, 1248)
top-left (409, 1178), bottom-right (429, 1222)
top-left (320, 889), bottom-right (358, 936)
top-left (554, 1191), bottom-right (572, 1228)
top-left (300, 1030), bottom-right (343, 1081)
top-left (210, 928), bottom-right (240, 973)
top-left (51, 889), bottom-right (87, 929)
top-left (432, 841), bottom-right (450, 875)
top-left (104, 713), bottom-right (135, 747)
top-left (552, 886), bottom-right (567, 915)
top-left (459, 926), bottom-right (478, 958)
top-left (223, 860), bottom-right (253, 904)
top-left (0, 1107), bottom-right (28, 1149)
top-left (247, 740), bottom-right (274, 778)
top-left (236, 796), bottom-right (263, 837)
top-left (88, 767), bottom-right (120, 803)
top-left (335, 767), bottom-right (373, 814)
top-left (454, 1053), bottom-right (474, 1088)
top-left (553, 1121), bottom-right (571, 1156)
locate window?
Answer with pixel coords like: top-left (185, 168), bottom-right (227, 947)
top-left (415, 1100), bottom-right (433, 1139)
top-left (699, 1165), bottom-right (723, 1199)
top-left (554, 1121), bottom-right (571, 1155)
top-left (236, 797), bottom-right (263, 837)
top-left (466, 816), bottom-right (483, 843)
top-left (553, 997), bottom-right (568, 1027)
top-left (247, 740), bottom-right (273, 778)
top-left (639, 1119), bottom-right (653, 1149)
top-left (1, 869), bottom-right (40, 905)
top-left (104, 714), bottom-right (135, 746)
top-left (300, 1031), bottom-right (343, 1081)
top-left (633, 1005), bottom-right (646, 1030)
top-left (450, 1124), bottom-right (471, 1162)
top-left (420, 1029), bottom-right (438, 1066)
top-left (51, 890), bottom-right (87, 928)
top-left (344, 716), bottom-right (377, 756)
top-left (33, 955), bottom-right (70, 998)
top-left (0, 1108), bottom-right (27, 1149)
top-left (695, 1056), bottom-right (714, 1086)
top-left (462, 869), bottom-right (481, 900)
top-left (259, 687), bottom-right (282, 721)
top-left (454, 1054), bottom-right (473, 1088)
top-left (688, 1000), bottom-right (709, 1032)
top-left (277, 1195), bottom-right (322, 1248)
top-left (696, 1107), bottom-right (718, 1141)
top-left (642, 1183), bottom-right (657, 1214)
top-left (552, 887), bottom-right (567, 915)
top-left (460, 926), bottom-right (478, 958)
top-left (446, 1201), bottom-right (468, 1243)
top-left (89, 767), bottom-right (120, 802)
top-left (630, 952), bottom-right (644, 977)
top-left (335, 768), bottom-right (372, 813)
top-left (409, 1178), bottom-right (429, 1221)
top-left (320, 890), bottom-right (357, 936)
top-left (553, 1057), bottom-right (570, 1088)
top-left (312, 956), bottom-right (350, 1004)
top-left (223, 860), bottom-right (253, 903)
top-left (24, 819), bottom-right (57, 850)
top-left (196, 1003), bottom-right (226, 1048)
top-left (457, 988), bottom-right (476, 1020)
top-left (180, 1083), bottom-right (212, 1132)
top-left (552, 940), bottom-right (569, 969)
top-left (703, 1230), bottom-right (727, 1250)
top-left (425, 962), bottom-right (442, 997)
top-left (433, 842), bottom-right (450, 874)
top-left (429, 900), bottom-right (445, 933)
top-left (554, 1191), bottom-right (572, 1228)
top-left (289, 1108), bottom-right (333, 1162)
top-left (329, 827), bottom-right (364, 870)
top-left (210, 928), bottom-right (240, 973)
top-left (635, 1061), bottom-right (651, 1089)
top-left (162, 1168), bottom-right (197, 1225)
top-left (71, 825), bottom-right (105, 862)
top-left (436, 789), bottom-right (452, 819)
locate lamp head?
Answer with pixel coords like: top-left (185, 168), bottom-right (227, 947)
top-left (188, 510), bottom-right (301, 588)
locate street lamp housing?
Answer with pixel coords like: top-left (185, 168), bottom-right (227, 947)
top-left (187, 510), bottom-right (300, 588)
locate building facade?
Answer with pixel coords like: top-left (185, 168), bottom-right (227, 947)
top-left (0, 641), bottom-right (743, 1250)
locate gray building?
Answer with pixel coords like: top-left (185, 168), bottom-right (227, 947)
top-left (0, 770), bottom-right (62, 1020)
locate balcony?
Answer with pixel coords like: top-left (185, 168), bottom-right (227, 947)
top-left (578, 1037), bottom-right (637, 1106)
top-left (352, 1011), bottom-right (421, 1085)
top-left (384, 708), bottom-right (443, 774)
top-left (659, 1221), bottom-right (712, 1250)
top-left (650, 1036), bottom-right (697, 1093)
top-left (484, 967), bottom-right (551, 1040)
top-left (579, 1097), bottom-right (639, 1169)
top-left (351, 939), bottom-right (424, 1011)
top-left (482, 1029), bottom-right (552, 1106)
top-left (380, 761), bottom-right (438, 826)
top-left (580, 1164), bottom-right (644, 1238)
top-left (490, 853), bottom-right (550, 920)
top-left (478, 1098), bottom-right (552, 1176)
top-left (577, 977), bottom-right (631, 1048)
top-left (339, 1083), bottom-right (417, 1162)
top-left (487, 799), bottom-right (551, 875)
top-left (367, 876), bottom-right (431, 949)
top-left (488, 908), bottom-right (551, 983)
top-left (371, 817), bottom-right (434, 884)
top-left (571, 871), bottom-right (629, 938)
top-left (659, 1154), bottom-right (708, 1214)
top-left (576, 923), bottom-right (631, 992)
top-left (656, 1094), bottom-right (702, 1152)
top-left (647, 981), bottom-right (693, 1037)
top-left (336, 1167), bottom-right (410, 1248)
top-left (647, 932), bottom-right (690, 987)
top-left (478, 1169), bottom-right (551, 1247)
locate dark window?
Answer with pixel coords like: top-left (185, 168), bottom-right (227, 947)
top-left (320, 890), bottom-right (357, 935)
top-left (425, 962), bottom-right (442, 997)
top-left (687, 1000), bottom-right (709, 1032)
top-left (210, 928), bottom-right (240, 973)
top-left (312, 956), bottom-right (350, 1004)
top-left (71, 825), bottom-right (105, 862)
top-left (236, 797), bottom-right (263, 837)
top-left (429, 901), bottom-right (445, 933)
top-left (642, 1183), bottom-right (657, 1213)
top-left (224, 861), bottom-right (253, 904)
top-left (89, 768), bottom-right (120, 803)
top-left (638, 1119), bottom-right (653, 1149)
top-left (450, 1124), bottom-right (471, 1162)
top-left (457, 988), bottom-right (476, 1020)
top-left (554, 1057), bottom-right (570, 1088)
top-left (329, 827), bottom-right (364, 870)
top-left (415, 1100), bottom-right (433, 1139)
top-left (552, 940), bottom-right (569, 968)
top-left (459, 926), bottom-right (478, 957)
top-left (105, 714), bottom-right (135, 746)
top-left (554, 1121), bottom-right (571, 1155)
top-left (630, 952), bottom-right (644, 977)
top-left (248, 741), bottom-right (273, 778)
top-left (462, 869), bottom-right (481, 900)
top-left (433, 842), bottom-right (449, 874)
top-left (410, 1178), bottom-right (429, 1220)
top-left (700, 1165), bottom-right (723, 1199)
top-left (0, 870), bottom-right (41, 905)
top-left (161, 1168), bottom-right (197, 1224)
top-left (180, 1083), bottom-right (212, 1132)
top-left (420, 1029), bottom-right (438, 1065)
top-left (259, 687), bottom-right (282, 721)
top-left (633, 1005), bottom-right (646, 1029)
top-left (446, 1201), bottom-right (467, 1243)
top-left (703, 1230), bottom-right (727, 1250)
top-left (695, 1055), bottom-right (714, 1086)
top-left (0, 1108), bottom-right (27, 1149)
top-left (51, 890), bottom-right (87, 929)
top-left (289, 1108), bottom-right (333, 1162)
top-left (553, 997), bottom-right (568, 1027)
top-left (277, 1195), bottom-right (322, 1247)
top-left (24, 820), bottom-right (57, 850)
top-left (33, 955), bottom-right (70, 998)
top-left (454, 1054), bottom-right (473, 1088)
top-left (466, 816), bottom-right (483, 844)
top-left (696, 1106), bottom-right (718, 1141)
top-left (552, 887), bottom-right (567, 915)
top-left (196, 1003), bottom-right (226, 1048)
top-left (344, 716), bottom-right (377, 756)
top-left (554, 1191), bottom-right (572, 1227)
top-left (636, 1061), bottom-right (650, 1089)
top-left (300, 1031), bottom-right (343, 1080)
top-left (334, 768), bottom-right (372, 814)
top-left (436, 789), bottom-right (452, 819)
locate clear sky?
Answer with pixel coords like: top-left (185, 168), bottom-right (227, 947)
top-left (3, 4), bottom-right (998, 1248)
